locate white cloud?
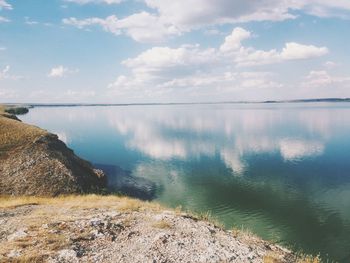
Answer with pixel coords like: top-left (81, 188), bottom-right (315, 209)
top-left (0, 65), bottom-right (22, 80)
top-left (64, 0), bottom-right (122, 4)
top-left (63, 0), bottom-right (350, 42)
top-left (48, 66), bottom-right (69, 78)
top-left (144, 0), bottom-right (297, 28)
top-left (220, 27), bottom-right (251, 52)
top-left (113, 12), bottom-right (181, 43)
top-left (122, 45), bottom-right (217, 73)
top-left (48, 66), bottom-right (79, 78)
top-left (0, 65), bottom-right (9, 75)
top-left (0, 88), bottom-right (17, 99)
top-left (324, 61), bottom-right (337, 69)
top-left (62, 0), bottom-right (350, 44)
top-left (280, 42), bottom-right (328, 60)
top-left (302, 70), bottom-right (350, 88)
top-left (63, 12), bottom-right (181, 43)
top-left (25, 17), bottom-right (39, 25)
top-left (62, 16), bottom-right (119, 32)
top-left (0, 0), bottom-right (12, 10)
top-left (107, 27), bottom-right (328, 99)
top-left (143, 0), bottom-right (350, 30)
top-left (0, 16), bottom-right (10, 23)
top-left (301, 0), bottom-right (350, 18)
top-left (220, 29), bottom-right (328, 66)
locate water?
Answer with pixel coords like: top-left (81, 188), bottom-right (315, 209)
top-left (21, 103), bottom-right (350, 262)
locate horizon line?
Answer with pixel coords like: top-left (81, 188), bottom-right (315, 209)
top-left (2, 97), bottom-right (350, 107)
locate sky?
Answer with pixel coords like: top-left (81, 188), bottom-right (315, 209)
top-left (0, 0), bottom-right (349, 103)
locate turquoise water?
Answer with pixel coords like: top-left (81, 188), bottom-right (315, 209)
top-left (22, 103), bottom-right (350, 262)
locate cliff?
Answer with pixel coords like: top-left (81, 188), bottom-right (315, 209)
top-left (0, 106), bottom-right (106, 196)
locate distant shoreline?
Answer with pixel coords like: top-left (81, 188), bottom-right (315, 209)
top-left (2, 97), bottom-right (350, 108)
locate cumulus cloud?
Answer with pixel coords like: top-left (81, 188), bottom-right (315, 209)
top-left (144, 0), bottom-right (350, 29)
top-left (63, 12), bottom-right (181, 43)
top-left (220, 27), bottom-right (251, 52)
top-left (280, 42), bottom-right (328, 60)
top-left (324, 61), bottom-right (337, 69)
top-left (62, 0), bottom-right (350, 43)
top-left (0, 16), bottom-right (10, 23)
top-left (0, 65), bottom-right (10, 80)
top-left (220, 29), bottom-right (328, 66)
top-left (144, 0), bottom-right (297, 28)
top-left (107, 27), bottom-right (328, 99)
top-left (62, 0), bottom-right (350, 42)
top-left (48, 66), bottom-right (79, 78)
top-left (0, 65), bottom-right (22, 80)
top-left (64, 0), bottom-right (122, 4)
top-left (302, 70), bottom-right (350, 88)
top-left (0, 0), bottom-right (12, 10)
top-left (24, 17), bottom-right (39, 25)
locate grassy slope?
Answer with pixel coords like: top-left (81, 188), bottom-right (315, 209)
top-left (0, 194), bottom-right (156, 210)
top-left (0, 105), bottom-right (47, 155)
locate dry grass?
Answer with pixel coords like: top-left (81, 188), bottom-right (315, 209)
top-left (0, 195), bottom-right (160, 261)
top-left (152, 220), bottom-right (172, 229)
top-left (0, 105), bottom-right (47, 153)
top-left (296, 254), bottom-right (322, 263)
top-left (0, 105), bottom-right (6, 114)
top-left (9, 254), bottom-right (48, 263)
top-left (194, 210), bottom-right (224, 229)
top-left (0, 194), bottom-right (160, 211)
top-left (0, 195), bottom-right (323, 263)
top-left (263, 252), bottom-right (281, 263)
top-left (263, 252), bottom-right (322, 263)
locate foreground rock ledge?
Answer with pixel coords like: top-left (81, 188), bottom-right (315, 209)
top-left (0, 196), bottom-right (298, 263)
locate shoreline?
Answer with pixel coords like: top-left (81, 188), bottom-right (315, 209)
top-left (2, 97), bottom-right (350, 109)
top-left (0, 105), bottom-right (318, 262)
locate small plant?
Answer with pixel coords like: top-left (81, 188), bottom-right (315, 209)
top-left (296, 254), bottom-right (322, 263)
top-left (152, 220), bottom-right (172, 229)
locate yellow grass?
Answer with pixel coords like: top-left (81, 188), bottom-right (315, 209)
top-left (0, 105), bottom-right (47, 153)
top-left (0, 105), bottom-right (5, 113)
top-left (264, 252), bottom-right (321, 263)
top-left (296, 254), bottom-right (322, 263)
top-left (152, 220), bottom-right (172, 229)
top-left (0, 194), bottom-right (160, 211)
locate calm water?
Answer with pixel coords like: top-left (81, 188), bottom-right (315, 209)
top-left (22, 103), bottom-right (350, 262)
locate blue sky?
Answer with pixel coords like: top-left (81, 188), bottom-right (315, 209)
top-left (0, 0), bottom-right (349, 103)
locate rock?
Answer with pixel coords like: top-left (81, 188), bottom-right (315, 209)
top-left (7, 250), bottom-right (21, 258)
top-left (89, 218), bottom-right (103, 227)
top-left (54, 249), bottom-right (78, 263)
top-left (0, 132), bottom-right (107, 196)
top-left (0, 198), bottom-right (298, 263)
top-left (7, 229), bottom-right (27, 241)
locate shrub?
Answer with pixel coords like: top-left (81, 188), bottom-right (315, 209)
top-left (5, 107), bottom-right (29, 115)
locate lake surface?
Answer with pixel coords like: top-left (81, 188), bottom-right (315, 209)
top-left (22, 103), bottom-right (350, 262)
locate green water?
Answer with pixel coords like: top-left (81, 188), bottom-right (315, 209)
top-left (22, 103), bottom-right (350, 262)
